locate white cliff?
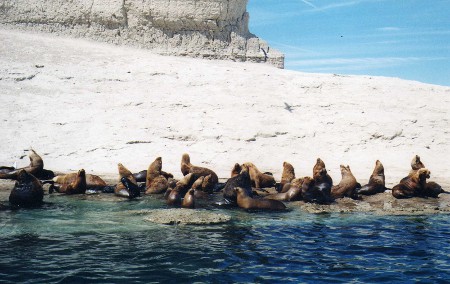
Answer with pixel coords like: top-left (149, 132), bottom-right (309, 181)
top-left (0, 0), bottom-right (284, 67)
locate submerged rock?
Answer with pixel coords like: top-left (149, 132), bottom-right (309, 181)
top-left (139, 209), bottom-right (231, 225)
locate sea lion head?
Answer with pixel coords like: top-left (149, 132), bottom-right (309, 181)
top-left (231, 163), bottom-right (242, 177)
top-left (411, 155), bottom-right (425, 170)
top-left (77, 169), bottom-right (86, 178)
top-left (374, 160), bottom-right (384, 175)
top-left (16, 169), bottom-right (30, 182)
top-left (182, 153), bottom-right (190, 164)
top-left (417, 168), bottom-right (431, 180)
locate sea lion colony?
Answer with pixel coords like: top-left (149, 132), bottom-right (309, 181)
top-left (0, 151), bottom-right (446, 209)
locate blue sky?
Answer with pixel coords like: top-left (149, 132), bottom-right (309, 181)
top-left (247, 0), bottom-right (450, 86)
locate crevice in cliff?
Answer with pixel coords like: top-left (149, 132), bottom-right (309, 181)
top-left (121, 0), bottom-right (128, 28)
top-left (87, 0), bottom-right (94, 28)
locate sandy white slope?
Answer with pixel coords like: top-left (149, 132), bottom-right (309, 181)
top-left (0, 29), bottom-right (449, 187)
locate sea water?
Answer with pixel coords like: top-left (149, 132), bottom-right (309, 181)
top-left (1, 194), bottom-right (450, 283)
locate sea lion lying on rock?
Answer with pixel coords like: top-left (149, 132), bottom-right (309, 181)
top-left (235, 187), bottom-right (286, 211)
top-left (265, 180), bottom-right (302, 202)
top-left (406, 155), bottom-right (444, 196)
top-left (180, 153), bottom-right (218, 192)
top-left (357, 160), bottom-right (388, 195)
top-left (241, 162), bottom-right (276, 189)
top-left (56, 169), bottom-right (87, 195)
top-left (145, 157), bottom-right (169, 194)
top-left (392, 168), bottom-right (430, 199)
top-left (331, 165), bottom-right (359, 199)
top-left (9, 170), bottom-right (44, 207)
top-left (119, 177), bottom-right (141, 199)
top-left (53, 172), bottom-right (106, 189)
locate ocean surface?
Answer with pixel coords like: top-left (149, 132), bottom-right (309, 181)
top-left (1, 193), bottom-right (450, 283)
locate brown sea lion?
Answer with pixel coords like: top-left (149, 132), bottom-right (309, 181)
top-left (53, 172), bottom-right (106, 188)
top-left (133, 170), bottom-right (173, 183)
top-left (166, 187), bottom-right (182, 206)
top-left (222, 170), bottom-right (253, 204)
top-left (357, 160), bottom-right (388, 195)
top-left (145, 157), bottom-right (169, 194)
top-left (409, 155), bottom-right (425, 175)
top-left (231, 163), bottom-right (242, 178)
top-left (166, 174), bottom-right (197, 206)
top-left (0, 149), bottom-right (47, 179)
top-left (331, 165), bottom-right (359, 199)
top-left (9, 170), bottom-right (44, 207)
top-left (280, 177), bottom-right (304, 193)
top-left (57, 169), bottom-right (87, 195)
top-left (180, 153), bottom-right (218, 191)
top-left (403, 155), bottom-right (444, 197)
top-left (235, 187), bottom-right (286, 211)
top-left (182, 188), bottom-right (196, 209)
top-left (115, 163), bottom-right (138, 196)
top-left (264, 183), bottom-right (302, 201)
top-left (392, 168), bottom-right (430, 199)
top-left (281, 161), bottom-right (295, 189)
top-left (241, 162), bottom-right (276, 189)
top-left (313, 158), bottom-right (333, 185)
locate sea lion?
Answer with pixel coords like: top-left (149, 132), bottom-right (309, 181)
top-left (280, 161), bottom-right (295, 189)
top-left (53, 172), bottom-right (107, 188)
top-left (180, 153), bottom-right (219, 191)
top-left (241, 162), bottom-right (276, 189)
top-left (222, 170), bottom-right (253, 204)
top-left (0, 149), bottom-right (50, 179)
top-left (312, 158), bottom-right (333, 199)
top-left (133, 170), bottom-right (173, 183)
top-left (118, 177), bottom-right (141, 199)
top-left (424, 182), bottom-right (446, 198)
top-left (182, 188), bottom-right (195, 209)
top-left (357, 160), bottom-right (388, 195)
top-left (115, 163), bottom-right (138, 196)
top-left (392, 168), bottom-right (430, 199)
top-left (231, 163), bottom-right (242, 178)
top-left (331, 165), bottom-right (359, 199)
top-left (57, 169), bottom-right (87, 195)
top-left (166, 174), bottom-right (197, 206)
top-left (9, 170), bottom-right (44, 207)
top-left (264, 183), bottom-right (302, 202)
top-left (235, 187), bottom-right (286, 211)
top-left (409, 155), bottom-right (425, 175)
top-left (145, 157), bottom-right (169, 194)
top-left (279, 177), bottom-right (304, 193)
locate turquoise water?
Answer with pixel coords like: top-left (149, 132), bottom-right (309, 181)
top-left (1, 194), bottom-right (450, 283)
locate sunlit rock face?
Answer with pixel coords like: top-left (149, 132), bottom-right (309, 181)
top-left (0, 0), bottom-right (284, 67)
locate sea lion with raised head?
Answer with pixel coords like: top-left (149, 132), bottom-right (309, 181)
top-left (357, 160), bottom-right (388, 195)
top-left (331, 165), bottom-right (359, 199)
top-left (0, 149), bottom-right (53, 179)
top-left (403, 155), bottom-right (444, 197)
top-left (9, 170), bottom-right (44, 207)
top-left (280, 161), bottom-right (295, 189)
top-left (392, 168), bottom-right (430, 199)
top-left (241, 162), bottom-right (276, 189)
top-left (180, 153), bottom-right (218, 191)
top-left (235, 187), bottom-right (286, 211)
top-left (409, 155), bottom-right (425, 175)
top-left (145, 157), bottom-right (169, 194)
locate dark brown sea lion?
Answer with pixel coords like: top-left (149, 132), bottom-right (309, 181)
top-left (357, 160), bottom-right (388, 195)
top-left (264, 182), bottom-right (302, 202)
top-left (180, 153), bottom-right (218, 191)
top-left (119, 177), bottom-right (141, 199)
top-left (235, 187), bottom-right (286, 211)
top-left (166, 174), bottom-right (197, 206)
top-left (403, 155), bottom-right (444, 197)
top-left (392, 168), bottom-right (430, 199)
top-left (133, 170), bottom-right (173, 183)
top-left (222, 170), bottom-right (253, 204)
top-left (241, 162), bottom-right (276, 189)
top-left (9, 170), bottom-right (44, 207)
top-left (166, 188), bottom-right (182, 206)
top-left (231, 163), bottom-right (242, 178)
top-left (331, 165), bottom-right (359, 199)
top-left (145, 157), bottom-right (169, 194)
top-left (57, 169), bottom-right (87, 195)
top-left (115, 163), bottom-right (138, 196)
top-left (182, 188), bottom-right (195, 209)
top-left (53, 172), bottom-right (106, 188)
top-left (280, 161), bottom-right (295, 189)
top-left (313, 158), bottom-right (333, 186)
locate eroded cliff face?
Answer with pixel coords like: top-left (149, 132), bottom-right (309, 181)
top-left (0, 0), bottom-right (284, 67)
